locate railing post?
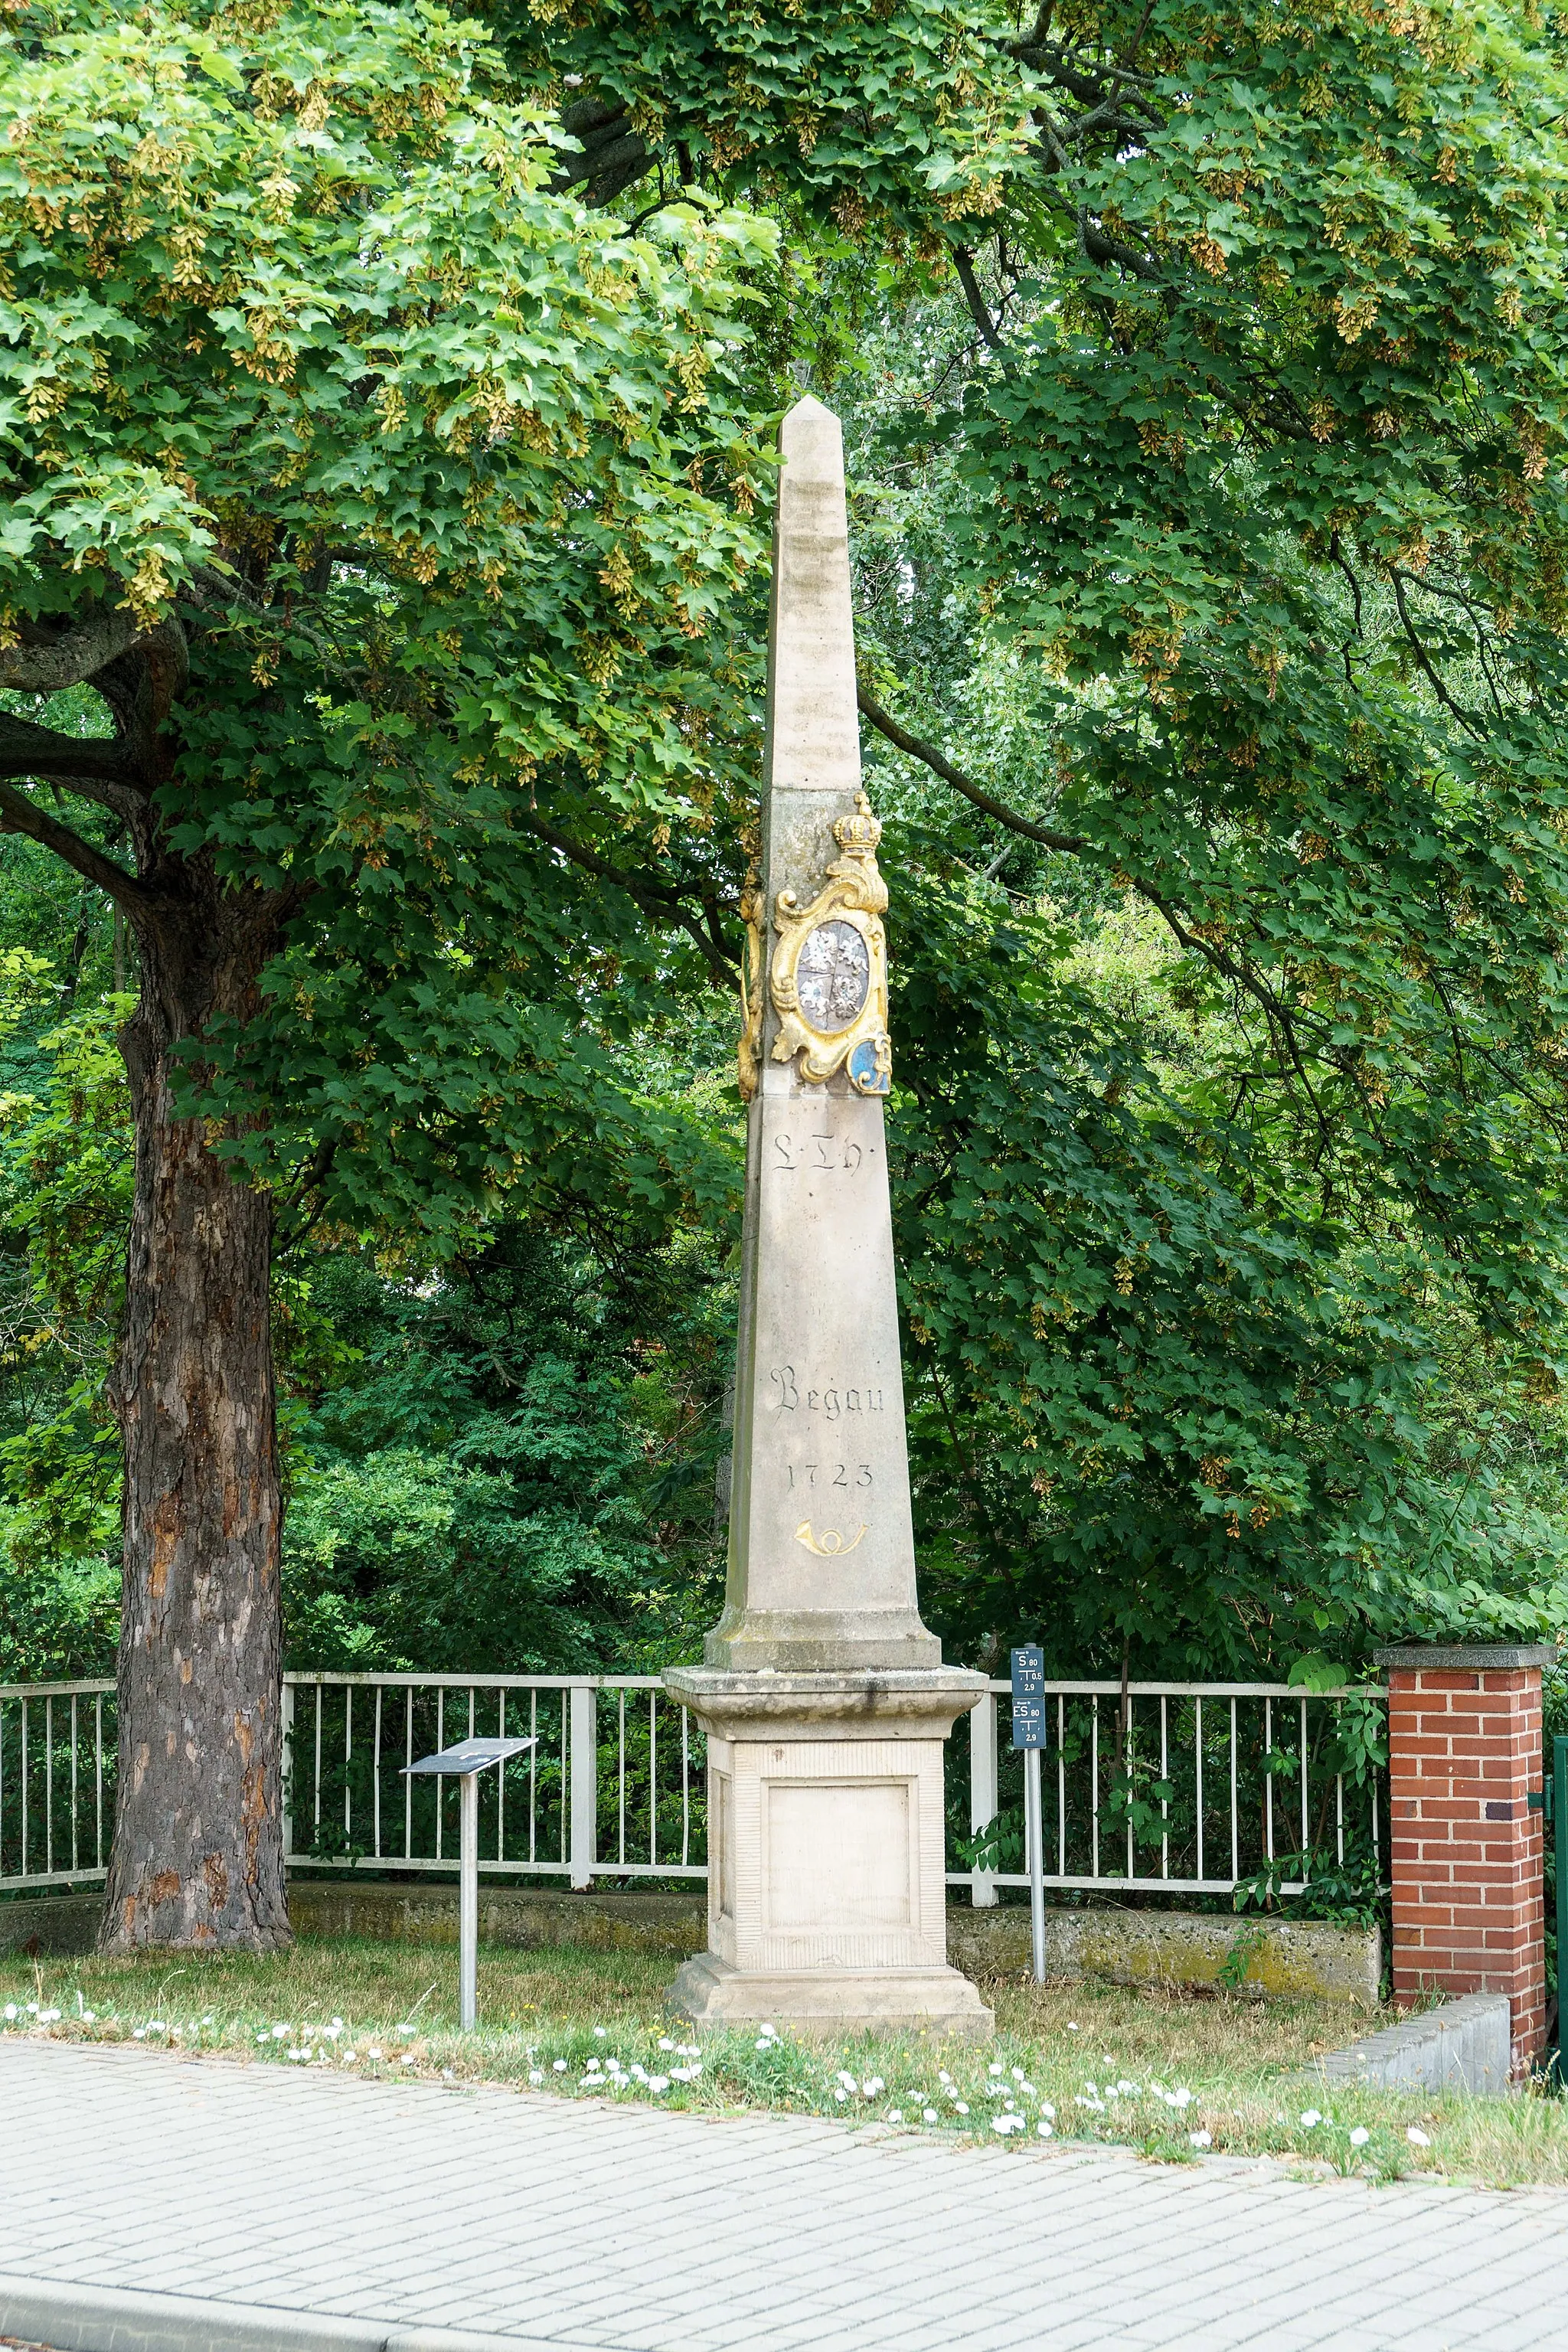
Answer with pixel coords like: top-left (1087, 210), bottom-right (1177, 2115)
top-left (969, 1690), bottom-right (999, 1908)
top-left (281, 1678), bottom-right (295, 1862)
top-left (569, 1683), bottom-right (597, 1890)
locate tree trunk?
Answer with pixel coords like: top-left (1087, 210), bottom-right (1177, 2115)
top-left (100, 907), bottom-right (291, 1952)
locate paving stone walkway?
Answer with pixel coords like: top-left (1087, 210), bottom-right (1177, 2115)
top-left (2, 2039), bottom-right (1567, 2351)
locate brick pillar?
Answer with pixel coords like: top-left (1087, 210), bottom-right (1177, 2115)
top-left (1376, 1642), bottom-right (1553, 2079)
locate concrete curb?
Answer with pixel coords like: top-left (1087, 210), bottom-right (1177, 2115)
top-left (1315, 1992), bottom-right (1514, 2096)
top-left (0, 2276), bottom-right (554, 2352)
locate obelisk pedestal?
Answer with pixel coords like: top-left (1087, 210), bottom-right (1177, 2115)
top-left (665, 397), bottom-right (991, 2040)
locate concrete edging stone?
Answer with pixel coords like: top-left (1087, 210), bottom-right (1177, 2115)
top-left (0, 2273), bottom-right (556, 2352)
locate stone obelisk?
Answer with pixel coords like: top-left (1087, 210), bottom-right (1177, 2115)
top-left (665, 398), bottom-right (991, 2039)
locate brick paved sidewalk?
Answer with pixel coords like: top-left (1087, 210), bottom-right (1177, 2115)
top-left (2, 2040), bottom-right (1566, 2352)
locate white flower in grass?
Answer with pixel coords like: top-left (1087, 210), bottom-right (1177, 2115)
top-left (834, 2087), bottom-right (848, 2103)
top-left (1018, 2079), bottom-right (1036, 2096)
top-left (1116, 2080), bottom-right (1137, 2097)
top-left (836, 2069), bottom-right (858, 2091)
top-left (988, 2063), bottom-right (1004, 2077)
top-left (593, 2025), bottom-right (607, 2038)
top-left (923, 2109), bottom-right (939, 2124)
top-left (1037, 2120), bottom-right (1054, 2139)
top-left (648, 2076), bottom-right (669, 2095)
top-left (148, 2020), bottom-right (165, 2033)
top-left (1066, 2022), bottom-right (1079, 2031)
top-left (1349, 2127), bottom-right (1370, 2148)
top-left (368, 2048), bottom-right (383, 2063)
top-left (343, 2050), bottom-right (358, 2063)
top-left (1298, 2110), bottom-right (1321, 2128)
top-left (1407, 2127), bottom-right (1431, 2148)
top-left (401, 2056), bottom-right (416, 2068)
top-left (441, 2068), bottom-right (455, 2082)
top-left (885, 2109), bottom-right (903, 2124)
top-left (1038, 2101), bottom-right (1056, 2120)
top-left (2, 2005), bottom-right (15, 2021)
top-left (552, 2059), bottom-right (567, 2073)
top-left (953, 2101), bottom-right (969, 2117)
top-left (132, 2028), bottom-right (146, 2040)
top-left (81, 2011), bottom-right (96, 2026)
top-left (658, 2036), bottom-right (675, 2050)
top-left (39, 2008), bottom-right (60, 2024)
top-left (1170, 2087), bottom-right (1191, 2109)
top-left (864, 2075), bottom-right (884, 2096)
top-left (1189, 2130), bottom-right (1212, 2150)
top-left (270, 2024), bottom-right (289, 2040)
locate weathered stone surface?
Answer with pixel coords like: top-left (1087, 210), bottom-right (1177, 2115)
top-left (0, 1892), bottom-right (99, 1955)
top-left (945, 1904), bottom-right (1383, 2011)
top-left (665, 1668), bottom-right (991, 2040)
top-left (708, 395), bottom-right (935, 1676)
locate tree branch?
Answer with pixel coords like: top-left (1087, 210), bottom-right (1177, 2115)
top-left (0, 781), bottom-right (147, 910)
top-left (951, 248), bottom-right (1004, 351)
top-left (857, 687), bottom-right (1088, 852)
top-left (1390, 570), bottom-right (1488, 740)
top-left (0, 713), bottom-right (141, 810)
top-left (518, 810), bottom-right (737, 982)
top-left (0, 610), bottom-right (187, 701)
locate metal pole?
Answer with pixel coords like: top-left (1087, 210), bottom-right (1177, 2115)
top-left (1025, 1741), bottom-right (1045, 1983)
top-left (1555, 1736), bottom-right (1567, 2075)
top-left (459, 1769), bottom-right (478, 2030)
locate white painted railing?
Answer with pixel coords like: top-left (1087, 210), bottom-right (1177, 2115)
top-left (955, 1680), bottom-right (1385, 1905)
top-left (1, 1671), bottom-right (1385, 1905)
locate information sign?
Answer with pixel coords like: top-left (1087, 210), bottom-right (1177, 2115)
top-left (1011, 1645), bottom-right (1046, 1750)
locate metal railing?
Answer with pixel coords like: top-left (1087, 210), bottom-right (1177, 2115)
top-left (1, 1671), bottom-right (1385, 1906)
top-left (956, 1680), bottom-right (1385, 1905)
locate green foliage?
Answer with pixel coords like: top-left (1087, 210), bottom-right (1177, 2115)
top-left (890, 874), bottom-right (1568, 1672)
top-left (0, 953), bottom-right (128, 1678)
top-left (280, 1226), bottom-right (734, 1673)
top-left (0, 0), bottom-right (773, 1233)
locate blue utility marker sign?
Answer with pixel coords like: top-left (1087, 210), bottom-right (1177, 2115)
top-left (1011, 1645), bottom-right (1047, 1749)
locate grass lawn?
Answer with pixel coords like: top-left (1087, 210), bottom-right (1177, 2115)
top-left (4, 1932), bottom-right (1567, 2192)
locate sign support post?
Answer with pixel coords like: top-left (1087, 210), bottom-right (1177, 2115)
top-left (403, 1736), bottom-right (535, 2030)
top-left (1011, 1646), bottom-right (1047, 1984)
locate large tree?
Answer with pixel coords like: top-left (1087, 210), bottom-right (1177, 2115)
top-left (0, 0), bottom-right (768, 1945)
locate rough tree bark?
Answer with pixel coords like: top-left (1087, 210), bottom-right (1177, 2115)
top-left (99, 875), bottom-right (293, 1950)
top-left (0, 612), bottom-right (302, 1952)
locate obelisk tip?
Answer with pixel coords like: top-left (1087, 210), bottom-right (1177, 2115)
top-left (779, 395), bottom-right (843, 483)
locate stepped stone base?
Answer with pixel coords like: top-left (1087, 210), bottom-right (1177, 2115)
top-left (667, 1949), bottom-right (993, 2040)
